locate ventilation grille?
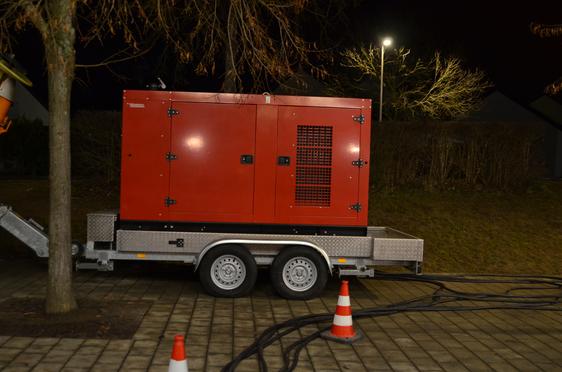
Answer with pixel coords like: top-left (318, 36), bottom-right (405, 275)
top-left (296, 167), bottom-right (331, 185)
top-left (295, 125), bottom-right (333, 207)
top-left (297, 148), bottom-right (332, 166)
top-left (297, 126), bottom-right (333, 147)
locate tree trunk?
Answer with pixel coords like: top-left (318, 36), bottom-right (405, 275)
top-left (44, 0), bottom-right (78, 314)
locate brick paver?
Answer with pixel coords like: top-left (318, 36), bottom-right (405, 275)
top-left (0, 260), bottom-right (560, 371)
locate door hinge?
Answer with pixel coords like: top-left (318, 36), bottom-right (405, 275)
top-left (166, 152), bottom-right (177, 161)
top-left (352, 114), bottom-right (365, 124)
top-left (350, 203), bottom-right (362, 212)
top-left (168, 108), bottom-right (179, 117)
top-left (352, 159), bottom-right (367, 167)
top-left (164, 197), bottom-right (176, 207)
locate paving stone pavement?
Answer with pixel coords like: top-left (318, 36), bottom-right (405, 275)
top-left (0, 260), bottom-right (560, 372)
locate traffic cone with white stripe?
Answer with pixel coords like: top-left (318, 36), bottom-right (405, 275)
top-left (321, 280), bottom-right (363, 344)
top-left (168, 335), bottom-right (188, 372)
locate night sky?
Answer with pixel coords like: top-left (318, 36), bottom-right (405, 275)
top-left (12, 0), bottom-right (562, 110)
top-left (353, 1), bottom-right (562, 102)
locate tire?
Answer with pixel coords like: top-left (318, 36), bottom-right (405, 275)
top-left (270, 246), bottom-right (329, 300)
top-left (198, 244), bottom-right (257, 297)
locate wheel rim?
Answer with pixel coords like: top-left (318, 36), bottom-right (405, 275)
top-left (211, 254), bottom-right (247, 290)
top-left (282, 256), bottom-right (318, 292)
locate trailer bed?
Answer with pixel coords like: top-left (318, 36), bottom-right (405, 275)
top-left (83, 211), bottom-right (423, 275)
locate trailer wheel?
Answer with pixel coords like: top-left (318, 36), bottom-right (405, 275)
top-left (198, 244), bottom-right (257, 297)
top-left (270, 246), bottom-right (329, 300)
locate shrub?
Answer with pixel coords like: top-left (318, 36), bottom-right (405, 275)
top-left (0, 118), bottom-right (48, 177)
top-left (71, 110), bottom-right (121, 186)
top-left (371, 121), bottom-right (545, 190)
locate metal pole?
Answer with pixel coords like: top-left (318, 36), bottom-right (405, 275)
top-left (379, 45), bottom-right (385, 122)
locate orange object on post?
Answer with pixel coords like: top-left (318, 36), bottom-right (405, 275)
top-left (0, 96), bottom-right (12, 135)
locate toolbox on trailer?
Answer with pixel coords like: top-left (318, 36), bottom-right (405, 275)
top-left (120, 91), bottom-right (371, 228)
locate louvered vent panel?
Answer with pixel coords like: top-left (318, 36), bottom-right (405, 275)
top-left (295, 125), bottom-right (333, 207)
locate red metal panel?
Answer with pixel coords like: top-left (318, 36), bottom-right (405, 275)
top-left (253, 105), bottom-right (279, 223)
top-left (357, 108), bottom-right (372, 226)
top-left (120, 93), bottom-right (171, 221)
top-left (168, 102), bottom-right (257, 222)
top-left (170, 91), bottom-right (370, 109)
top-left (274, 106), bottom-right (365, 226)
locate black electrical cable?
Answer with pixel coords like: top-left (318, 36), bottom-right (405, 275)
top-left (221, 273), bottom-right (562, 372)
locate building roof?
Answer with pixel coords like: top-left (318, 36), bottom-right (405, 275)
top-left (468, 91), bottom-right (546, 123)
top-left (530, 95), bottom-right (562, 128)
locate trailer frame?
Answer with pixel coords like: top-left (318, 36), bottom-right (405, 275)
top-left (1, 205), bottom-right (423, 297)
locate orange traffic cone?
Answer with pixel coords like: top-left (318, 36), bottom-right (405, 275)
top-left (321, 280), bottom-right (363, 344)
top-left (168, 335), bottom-right (188, 372)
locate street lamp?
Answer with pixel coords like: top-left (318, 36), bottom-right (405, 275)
top-left (379, 37), bottom-right (393, 122)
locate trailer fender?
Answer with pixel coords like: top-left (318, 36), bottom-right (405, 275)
top-left (194, 239), bottom-right (333, 273)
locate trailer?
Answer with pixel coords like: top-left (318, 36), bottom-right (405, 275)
top-left (0, 91), bottom-right (423, 299)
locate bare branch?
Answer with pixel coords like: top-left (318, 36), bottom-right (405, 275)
top-left (530, 21), bottom-right (562, 96)
top-left (342, 46), bottom-right (492, 120)
top-left (21, 0), bottom-right (48, 36)
top-left (530, 22), bottom-right (562, 38)
top-left (76, 45), bottom-right (153, 68)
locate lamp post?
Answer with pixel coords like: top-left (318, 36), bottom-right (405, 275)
top-left (379, 37), bottom-right (393, 122)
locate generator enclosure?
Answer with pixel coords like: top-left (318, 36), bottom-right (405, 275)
top-left (120, 91), bottom-right (372, 229)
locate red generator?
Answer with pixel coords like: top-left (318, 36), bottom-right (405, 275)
top-left (120, 91), bottom-right (372, 234)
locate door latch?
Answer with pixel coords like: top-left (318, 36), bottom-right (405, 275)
top-left (168, 239), bottom-right (184, 248)
top-left (278, 156), bottom-right (291, 166)
top-left (240, 154), bottom-right (254, 164)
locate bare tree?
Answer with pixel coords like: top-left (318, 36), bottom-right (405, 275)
top-left (0, 0), bottom-right (170, 314)
top-left (342, 46), bottom-right (492, 120)
top-left (0, 0), bottom-right (80, 314)
top-left (531, 22), bottom-right (562, 95)
top-left (146, 0), bottom-right (324, 92)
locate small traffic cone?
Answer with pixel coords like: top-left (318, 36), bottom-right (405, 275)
top-left (321, 280), bottom-right (363, 344)
top-left (168, 335), bottom-right (188, 372)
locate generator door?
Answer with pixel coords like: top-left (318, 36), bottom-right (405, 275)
top-left (275, 106), bottom-right (363, 223)
top-left (168, 102), bottom-right (257, 222)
